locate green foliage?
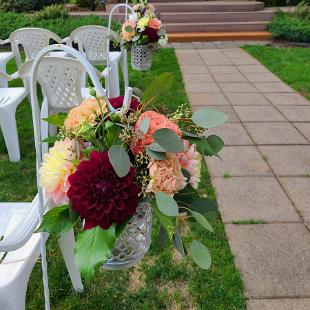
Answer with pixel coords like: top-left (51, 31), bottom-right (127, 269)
top-left (75, 225), bottom-right (117, 280)
top-left (75, 0), bottom-right (100, 11)
top-left (192, 107), bottom-right (228, 129)
top-left (36, 205), bottom-right (74, 236)
top-left (108, 145), bottom-right (131, 178)
top-left (294, 0), bottom-right (310, 20)
top-left (0, 13), bottom-right (117, 40)
top-left (189, 240), bottom-right (211, 270)
top-left (42, 112), bottom-right (67, 126)
top-left (33, 4), bottom-right (69, 21)
top-left (262, 0), bottom-right (310, 8)
top-left (268, 11), bottom-right (310, 42)
top-left (155, 192), bottom-right (179, 217)
top-left (0, 0), bottom-right (66, 13)
top-left (152, 128), bottom-right (184, 153)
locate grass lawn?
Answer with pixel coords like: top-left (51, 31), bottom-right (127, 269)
top-left (244, 45), bottom-right (310, 101)
top-left (1, 48), bottom-right (245, 309)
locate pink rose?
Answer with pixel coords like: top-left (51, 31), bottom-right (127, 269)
top-left (122, 20), bottom-right (136, 41)
top-left (178, 140), bottom-right (202, 189)
top-left (148, 18), bottom-right (161, 30)
top-left (132, 111), bottom-right (182, 155)
top-left (147, 153), bottom-right (187, 195)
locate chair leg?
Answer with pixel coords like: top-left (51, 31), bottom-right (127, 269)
top-left (0, 61), bottom-right (8, 88)
top-left (120, 49), bottom-right (129, 89)
top-left (58, 229), bottom-right (84, 293)
top-left (0, 106), bottom-right (20, 162)
top-left (109, 59), bottom-right (120, 98)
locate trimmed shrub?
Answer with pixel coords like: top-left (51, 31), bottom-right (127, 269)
top-left (262, 0), bottom-right (310, 7)
top-left (0, 13), bottom-right (119, 40)
top-left (75, 0), bottom-right (101, 11)
top-left (0, 0), bottom-right (38, 12)
top-left (33, 4), bottom-right (69, 20)
top-left (268, 11), bottom-right (310, 42)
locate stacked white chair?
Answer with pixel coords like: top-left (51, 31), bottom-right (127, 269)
top-left (0, 40), bottom-right (14, 88)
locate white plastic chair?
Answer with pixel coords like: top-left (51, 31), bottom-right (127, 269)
top-left (28, 44), bottom-right (133, 309)
top-left (0, 39), bottom-right (14, 88)
top-left (0, 71), bottom-right (28, 162)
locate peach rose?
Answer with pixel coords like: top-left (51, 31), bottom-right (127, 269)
top-left (178, 140), bottom-right (202, 189)
top-left (122, 20), bottom-right (136, 41)
top-left (132, 111), bottom-right (182, 154)
top-left (147, 153), bottom-right (187, 194)
top-left (64, 97), bottom-right (107, 131)
top-left (149, 18), bottom-right (161, 30)
top-left (145, 4), bottom-right (155, 15)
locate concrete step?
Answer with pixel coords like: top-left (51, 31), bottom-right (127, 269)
top-left (168, 31), bottom-right (272, 42)
top-left (165, 21), bottom-right (268, 32)
top-left (116, 1), bottom-right (265, 13)
top-left (149, 0), bottom-right (205, 2)
top-left (159, 10), bottom-right (273, 23)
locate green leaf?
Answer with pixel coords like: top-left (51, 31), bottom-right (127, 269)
top-left (78, 122), bottom-right (96, 141)
top-left (105, 124), bottom-right (122, 148)
top-left (155, 192), bottom-right (179, 217)
top-left (172, 231), bottom-right (186, 256)
top-left (41, 135), bottom-right (60, 144)
top-left (42, 113), bottom-right (67, 127)
top-left (148, 142), bottom-right (166, 153)
top-left (206, 135), bottom-right (224, 154)
top-left (192, 107), bottom-right (228, 129)
top-left (138, 116), bottom-right (150, 134)
top-left (75, 225), bottom-right (116, 281)
top-left (174, 184), bottom-right (200, 205)
top-left (82, 146), bottom-right (96, 159)
top-left (142, 73), bottom-right (173, 108)
top-left (152, 199), bottom-right (174, 240)
top-left (191, 211), bottom-right (214, 232)
top-left (189, 198), bottom-right (218, 214)
top-left (158, 225), bottom-right (168, 247)
top-left (181, 168), bottom-right (191, 182)
top-left (69, 205), bottom-right (80, 223)
top-left (153, 128), bottom-right (184, 153)
top-left (189, 240), bottom-right (211, 269)
top-left (132, 87), bottom-right (143, 99)
top-left (125, 25), bottom-right (134, 33)
top-left (146, 147), bottom-right (166, 160)
top-left (182, 130), bottom-right (201, 138)
top-left (108, 145), bottom-right (131, 177)
top-left (36, 205), bottom-right (73, 237)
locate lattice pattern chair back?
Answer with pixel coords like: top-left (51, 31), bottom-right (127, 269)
top-left (9, 28), bottom-right (62, 67)
top-left (70, 26), bottom-right (114, 64)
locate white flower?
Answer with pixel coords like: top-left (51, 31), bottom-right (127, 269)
top-left (128, 13), bottom-right (139, 23)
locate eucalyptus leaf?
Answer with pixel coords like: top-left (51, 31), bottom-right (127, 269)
top-left (148, 142), bottom-right (166, 153)
top-left (189, 198), bottom-right (218, 214)
top-left (108, 145), bottom-right (131, 177)
top-left (153, 128), bottom-right (184, 153)
top-left (189, 240), bottom-right (211, 269)
top-left (146, 147), bottom-right (166, 160)
top-left (125, 25), bottom-right (134, 33)
top-left (192, 107), bottom-right (228, 129)
top-left (75, 225), bottom-right (116, 281)
top-left (182, 130), bottom-right (201, 138)
top-left (36, 205), bottom-right (72, 237)
top-left (155, 192), bottom-right (179, 217)
top-left (172, 231), bottom-right (186, 256)
top-left (191, 211), bottom-right (214, 232)
top-left (138, 116), bottom-right (150, 134)
top-left (152, 199), bottom-right (174, 240)
top-left (206, 135), bottom-right (224, 154)
top-left (158, 225), bottom-right (168, 247)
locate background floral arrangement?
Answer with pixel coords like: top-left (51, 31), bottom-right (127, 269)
top-left (38, 73), bottom-right (227, 280)
top-left (119, 0), bottom-right (168, 49)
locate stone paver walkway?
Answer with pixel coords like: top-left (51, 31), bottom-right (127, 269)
top-left (175, 43), bottom-right (310, 309)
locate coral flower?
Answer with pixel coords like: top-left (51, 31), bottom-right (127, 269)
top-left (64, 97), bottom-right (107, 131)
top-left (178, 140), bottom-right (202, 189)
top-left (39, 138), bottom-right (77, 205)
top-left (122, 20), bottom-right (136, 41)
top-left (148, 18), bottom-right (161, 30)
top-left (132, 111), bottom-right (182, 154)
top-left (67, 151), bottom-right (140, 230)
top-left (147, 153), bottom-right (187, 195)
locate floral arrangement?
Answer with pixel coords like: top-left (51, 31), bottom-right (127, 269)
top-left (38, 74), bottom-right (227, 280)
top-left (119, 0), bottom-right (168, 49)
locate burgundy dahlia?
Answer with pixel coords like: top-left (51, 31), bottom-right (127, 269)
top-left (67, 150), bottom-right (140, 230)
top-left (142, 27), bottom-right (160, 43)
top-left (109, 96), bottom-right (140, 113)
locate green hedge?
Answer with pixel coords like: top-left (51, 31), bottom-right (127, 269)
top-left (0, 0), bottom-right (66, 13)
top-left (262, 0), bottom-right (310, 7)
top-left (0, 13), bottom-right (119, 40)
top-left (268, 12), bottom-right (310, 42)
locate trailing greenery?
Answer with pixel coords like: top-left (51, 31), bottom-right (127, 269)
top-left (0, 0), bottom-right (66, 13)
top-left (244, 45), bottom-right (310, 100)
top-left (33, 4), bottom-right (69, 21)
top-left (268, 11), bottom-right (310, 42)
top-left (1, 49), bottom-right (246, 309)
top-left (0, 13), bottom-right (119, 40)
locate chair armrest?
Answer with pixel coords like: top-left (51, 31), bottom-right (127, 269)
top-left (0, 71), bottom-right (18, 81)
top-left (62, 37), bottom-right (71, 44)
top-left (0, 38), bottom-right (10, 45)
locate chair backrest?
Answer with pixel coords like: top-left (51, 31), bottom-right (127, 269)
top-left (9, 28), bottom-right (62, 67)
top-left (70, 25), bottom-right (113, 64)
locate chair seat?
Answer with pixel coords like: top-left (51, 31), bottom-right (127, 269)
top-left (0, 88), bottom-right (27, 108)
top-left (0, 196), bottom-right (41, 252)
top-left (0, 52), bottom-right (14, 63)
top-left (0, 234), bottom-right (41, 286)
